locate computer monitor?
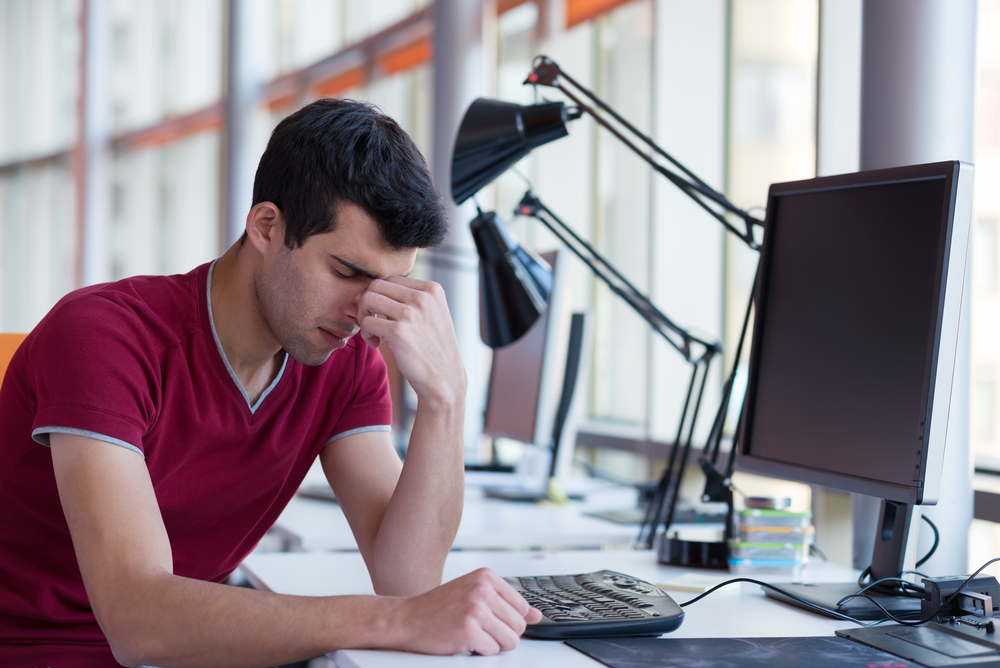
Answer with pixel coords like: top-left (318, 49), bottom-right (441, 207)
top-left (736, 160), bottom-right (974, 619)
top-left (483, 250), bottom-right (570, 450)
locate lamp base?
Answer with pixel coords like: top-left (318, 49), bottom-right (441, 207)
top-left (657, 534), bottom-right (729, 570)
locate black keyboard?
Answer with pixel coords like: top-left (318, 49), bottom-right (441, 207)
top-left (505, 570), bottom-right (685, 639)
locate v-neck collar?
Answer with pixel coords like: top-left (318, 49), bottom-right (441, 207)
top-left (206, 259), bottom-right (288, 414)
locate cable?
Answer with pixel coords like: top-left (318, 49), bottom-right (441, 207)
top-left (856, 514), bottom-right (941, 587)
top-left (829, 593), bottom-right (924, 626)
top-left (902, 556), bottom-right (1000, 627)
top-left (837, 577), bottom-right (925, 607)
top-left (809, 544), bottom-right (829, 562)
top-left (680, 557), bottom-right (1000, 628)
top-left (916, 515), bottom-right (940, 568)
top-left (679, 578), bottom-right (868, 626)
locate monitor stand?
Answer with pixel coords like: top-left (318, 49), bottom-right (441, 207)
top-left (764, 582), bottom-right (921, 620)
top-left (764, 499), bottom-right (923, 621)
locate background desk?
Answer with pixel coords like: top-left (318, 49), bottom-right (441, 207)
top-left (240, 549), bottom-right (860, 667)
top-left (272, 486), bottom-right (643, 552)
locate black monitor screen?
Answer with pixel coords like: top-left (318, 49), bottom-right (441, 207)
top-left (738, 166), bottom-right (964, 504)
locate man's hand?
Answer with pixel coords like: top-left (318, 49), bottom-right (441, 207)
top-left (388, 568), bottom-right (543, 655)
top-left (355, 277), bottom-right (466, 405)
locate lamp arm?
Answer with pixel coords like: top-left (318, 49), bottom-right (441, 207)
top-left (517, 191), bottom-right (721, 366)
top-left (719, 267), bottom-right (760, 480)
top-left (527, 56), bottom-right (762, 250)
top-left (554, 88), bottom-right (754, 246)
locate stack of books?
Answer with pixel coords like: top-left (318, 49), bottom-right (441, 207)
top-left (728, 508), bottom-right (814, 576)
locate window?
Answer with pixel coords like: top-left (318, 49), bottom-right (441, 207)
top-left (974, 367), bottom-right (997, 442)
top-left (726, 0), bottom-right (818, 418)
top-left (978, 75), bottom-right (1000, 148)
top-left (973, 0), bottom-right (1000, 465)
top-left (0, 0), bottom-right (80, 331)
top-left (976, 217), bottom-right (998, 294)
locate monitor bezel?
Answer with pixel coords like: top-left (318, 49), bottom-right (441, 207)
top-left (735, 160), bottom-right (973, 506)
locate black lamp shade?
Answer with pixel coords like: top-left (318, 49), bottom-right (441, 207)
top-left (451, 98), bottom-right (571, 205)
top-left (470, 210), bottom-right (553, 348)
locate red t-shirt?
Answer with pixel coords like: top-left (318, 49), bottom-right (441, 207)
top-left (0, 261), bottom-right (392, 666)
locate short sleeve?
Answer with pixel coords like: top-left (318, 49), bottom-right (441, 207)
top-left (327, 341), bottom-right (392, 442)
top-left (27, 292), bottom-right (163, 455)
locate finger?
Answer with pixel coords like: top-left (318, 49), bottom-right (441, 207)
top-left (354, 289), bottom-right (401, 350)
top-left (486, 571), bottom-right (537, 620)
top-left (359, 314), bottom-right (392, 349)
top-left (362, 279), bottom-right (440, 320)
top-left (484, 590), bottom-right (530, 639)
top-left (478, 606), bottom-right (523, 654)
top-left (358, 289), bottom-right (407, 322)
top-left (382, 275), bottom-right (435, 291)
top-left (365, 277), bottom-right (425, 303)
top-left (469, 630), bottom-right (502, 657)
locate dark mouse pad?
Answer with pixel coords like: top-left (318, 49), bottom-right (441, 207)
top-left (566, 636), bottom-right (918, 668)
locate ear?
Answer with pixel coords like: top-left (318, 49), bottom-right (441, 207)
top-left (245, 202), bottom-right (284, 255)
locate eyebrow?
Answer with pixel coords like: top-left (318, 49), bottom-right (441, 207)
top-left (331, 255), bottom-right (412, 280)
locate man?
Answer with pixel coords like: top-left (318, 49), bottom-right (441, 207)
top-left (0, 98), bottom-right (540, 667)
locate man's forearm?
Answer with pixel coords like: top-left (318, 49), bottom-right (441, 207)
top-left (369, 395), bottom-right (465, 595)
top-left (102, 571), bottom-right (401, 668)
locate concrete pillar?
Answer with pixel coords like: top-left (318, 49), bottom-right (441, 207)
top-left (853, 0), bottom-right (977, 576)
top-left (223, 0), bottom-right (265, 247)
top-left (814, 0), bottom-right (863, 568)
top-left (648, 0), bottom-right (727, 446)
top-left (430, 0), bottom-right (496, 459)
top-left (816, 0), bottom-right (862, 179)
top-left (81, 0), bottom-right (111, 286)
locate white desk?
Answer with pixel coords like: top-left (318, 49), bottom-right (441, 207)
top-left (272, 486), bottom-right (644, 552)
top-left (240, 549), bottom-right (860, 667)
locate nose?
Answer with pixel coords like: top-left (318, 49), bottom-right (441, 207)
top-left (344, 288), bottom-right (366, 324)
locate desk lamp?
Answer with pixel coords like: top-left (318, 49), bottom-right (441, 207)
top-left (470, 208), bottom-right (553, 348)
top-left (451, 55), bottom-right (763, 561)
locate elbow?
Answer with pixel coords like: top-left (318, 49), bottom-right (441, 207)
top-left (92, 595), bottom-right (165, 667)
top-left (108, 642), bottom-right (143, 668)
top-left (102, 623), bottom-right (147, 668)
top-left (104, 621), bottom-right (173, 668)
top-left (101, 615), bottom-right (155, 668)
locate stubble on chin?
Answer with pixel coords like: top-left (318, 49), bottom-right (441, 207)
top-left (285, 338), bottom-right (336, 367)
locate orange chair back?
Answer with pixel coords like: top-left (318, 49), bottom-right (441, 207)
top-left (0, 333), bottom-right (27, 385)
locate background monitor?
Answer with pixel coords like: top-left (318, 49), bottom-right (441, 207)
top-left (483, 249), bottom-right (571, 450)
top-left (736, 160), bottom-right (973, 619)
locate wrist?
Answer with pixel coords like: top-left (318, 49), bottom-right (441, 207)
top-left (333, 594), bottom-right (409, 650)
top-left (376, 595), bottom-right (414, 651)
top-left (413, 378), bottom-right (467, 415)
